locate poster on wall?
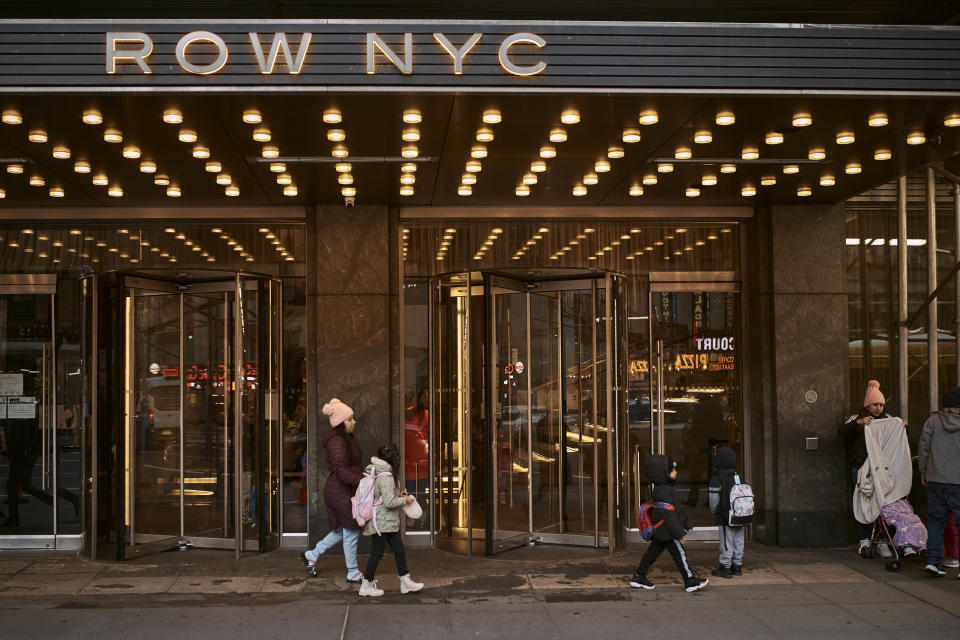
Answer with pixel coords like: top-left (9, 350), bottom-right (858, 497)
top-left (6, 397), bottom-right (36, 419)
top-left (0, 397), bottom-right (6, 419)
top-left (0, 373), bottom-right (23, 396)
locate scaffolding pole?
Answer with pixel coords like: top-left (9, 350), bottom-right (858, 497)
top-left (927, 167), bottom-right (939, 413)
top-left (898, 175), bottom-right (908, 422)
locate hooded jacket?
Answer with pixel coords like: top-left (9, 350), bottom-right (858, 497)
top-left (918, 410), bottom-right (960, 485)
top-left (361, 456), bottom-right (408, 536)
top-left (708, 446), bottom-right (737, 526)
top-left (643, 455), bottom-right (689, 541)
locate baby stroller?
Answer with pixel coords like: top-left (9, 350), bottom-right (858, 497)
top-left (853, 417), bottom-right (927, 572)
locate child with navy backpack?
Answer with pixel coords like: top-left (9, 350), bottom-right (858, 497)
top-left (708, 445), bottom-right (750, 578)
top-left (629, 455), bottom-right (709, 592)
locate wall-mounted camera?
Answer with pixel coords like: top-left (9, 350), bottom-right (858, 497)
top-left (344, 196), bottom-right (355, 208)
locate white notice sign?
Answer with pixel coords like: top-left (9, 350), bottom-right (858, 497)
top-left (0, 373), bottom-right (23, 396)
top-left (0, 397), bottom-right (6, 419)
top-left (6, 397), bottom-right (36, 419)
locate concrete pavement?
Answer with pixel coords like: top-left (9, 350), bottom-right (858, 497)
top-left (0, 542), bottom-right (957, 639)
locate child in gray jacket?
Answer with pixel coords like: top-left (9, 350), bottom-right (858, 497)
top-left (708, 445), bottom-right (745, 579)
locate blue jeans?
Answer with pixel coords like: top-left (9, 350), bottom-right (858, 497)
top-left (926, 482), bottom-right (960, 566)
top-left (306, 526), bottom-right (360, 574)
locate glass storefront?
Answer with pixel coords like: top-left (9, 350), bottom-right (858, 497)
top-left (401, 219), bottom-right (743, 549)
top-left (0, 221), bottom-right (306, 554)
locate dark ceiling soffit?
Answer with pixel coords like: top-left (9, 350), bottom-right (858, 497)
top-left (0, 207), bottom-right (307, 219)
top-left (397, 206), bottom-right (755, 219)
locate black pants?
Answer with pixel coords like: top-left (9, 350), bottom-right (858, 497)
top-left (635, 538), bottom-right (693, 580)
top-left (363, 532), bottom-right (408, 581)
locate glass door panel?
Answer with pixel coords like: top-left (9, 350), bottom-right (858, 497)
top-left (650, 285), bottom-right (741, 528)
top-left (0, 292), bottom-right (54, 536)
top-left (529, 291), bottom-right (561, 537)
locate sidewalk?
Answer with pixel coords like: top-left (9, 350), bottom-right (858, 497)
top-left (1, 542), bottom-right (957, 639)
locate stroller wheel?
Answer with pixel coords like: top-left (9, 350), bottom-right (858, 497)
top-left (886, 560), bottom-right (901, 572)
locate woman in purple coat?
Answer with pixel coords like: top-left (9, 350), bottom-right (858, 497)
top-left (300, 398), bottom-right (364, 582)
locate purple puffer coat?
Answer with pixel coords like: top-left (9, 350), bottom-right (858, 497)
top-left (322, 428), bottom-right (364, 530)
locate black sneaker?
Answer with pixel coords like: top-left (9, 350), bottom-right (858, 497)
top-left (299, 551), bottom-right (312, 568)
top-left (730, 564), bottom-right (742, 576)
top-left (628, 574), bottom-right (655, 590)
top-left (306, 564), bottom-right (317, 578)
top-left (711, 565), bottom-right (733, 579)
top-left (684, 577), bottom-right (709, 593)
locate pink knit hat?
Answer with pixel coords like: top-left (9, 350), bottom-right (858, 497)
top-left (323, 398), bottom-right (354, 427)
top-left (863, 380), bottom-right (885, 407)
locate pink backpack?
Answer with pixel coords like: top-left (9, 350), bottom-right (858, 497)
top-left (352, 470), bottom-right (391, 534)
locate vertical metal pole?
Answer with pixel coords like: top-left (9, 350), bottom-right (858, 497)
top-left (604, 274), bottom-right (615, 552)
top-left (657, 340), bottom-right (665, 455)
top-left (928, 167), bottom-right (940, 412)
top-left (557, 292), bottom-right (564, 532)
top-left (464, 273), bottom-right (472, 556)
top-left (591, 281), bottom-right (600, 547)
top-left (525, 292), bottom-right (533, 539)
top-left (427, 280), bottom-right (436, 545)
top-left (51, 294), bottom-right (58, 536)
top-left (276, 280), bottom-right (283, 546)
top-left (179, 293), bottom-right (185, 540)
top-left (489, 285), bottom-right (498, 545)
top-left (898, 176), bottom-right (909, 421)
top-left (234, 275), bottom-right (243, 559)
top-left (90, 277), bottom-right (99, 561)
top-left (41, 342), bottom-right (48, 491)
top-left (125, 291), bottom-right (134, 546)
top-left (223, 291), bottom-right (230, 537)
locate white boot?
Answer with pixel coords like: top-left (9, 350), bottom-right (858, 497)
top-left (399, 574), bottom-right (424, 594)
top-left (358, 578), bottom-right (383, 597)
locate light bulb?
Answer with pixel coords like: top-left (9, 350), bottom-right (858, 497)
top-left (595, 160), bottom-right (611, 172)
top-left (761, 176), bottom-right (776, 186)
top-left (253, 128), bottom-right (271, 142)
top-left (482, 109), bottom-right (501, 124)
top-left (607, 146), bottom-right (625, 159)
top-left (629, 185), bottom-right (644, 196)
top-left (809, 148), bottom-right (826, 161)
top-left (742, 147), bottom-right (759, 160)
top-left (549, 128), bottom-right (567, 143)
top-left (2, 109), bottom-right (22, 125)
top-left (163, 109), bottom-right (183, 124)
top-left (560, 109), bottom-right (580, 124)
top-left (622, 128), bottom-right (641, 143)
top-left (715, 111), bottom-right (735, 125)
top-left (29, 129), bottom-right (48, 143)
top-left (638, 110), bottom-right (658, 125)
top-left (720, 163), bottom-right (737, 174)
top-left (765, 132), bottom-right (784, 145)
top-left (82, 110), bottom-right (102, 125)
top-left (74, 161), bottom-right (91, 173)
top-left (868, 113), bottom-right (889, 127)
top-left (139, 161), bottom-right (156, 173)
top-left (783, 164), bottom-right (800, 174)
top-left (540, 146), bottom-right (557, 158)
top-left (242, 110), bottom-right (262, 124)
top-left (205, 161), bottom-right (221, 173)
top-left (322, 109), bottom-right (342, 124)
top-left (403, 109), bottom-right (422, 123)
top-left (792, 113), bottom-right (812, 127)
top-left (693, 130), bottom-right (712, 144)
top-left (836, 131), bottom-right (855, 144)
top-left (178, 129), bottom-right (197, 143)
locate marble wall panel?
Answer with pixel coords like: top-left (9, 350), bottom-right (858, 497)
top-left (769, 203), bottom-right (846, 295)
top-left (314, 204), bottom-right (390, 296)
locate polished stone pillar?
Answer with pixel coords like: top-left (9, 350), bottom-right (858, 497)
top-left (305, 203), bottom-right (400, 543)
top-left (759, 203), bottom-right (849, 547)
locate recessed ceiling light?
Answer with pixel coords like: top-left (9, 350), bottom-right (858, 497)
top-left (482, 109), bottom-right (501, 124)
top-left (595, 160), bottom-right (611, 172)
top-left (283, 184), bottom-right (298, 196)
top-left (29, 129), bottom-right (48, 143)
top-left (476, 127), bottom-right (495, 142)
top-left (761, 176), bottom-right (776, 186)
top-left (205, 160), bottom-right (222, 173)
top-left (323, 109), bottom-right (342, 124)
top-left (540, 145), bottom-right (557, 158)
top-left (74, 161), bottom-right (91, 173)
top-left (49, 187), bottom-right (64, 198)
top-left (123, 146), bottom-right (141, 159)
top-left (685, 187), bottom-right (700, 197)
top-left (154, 174), bottom-right (170, 186)
top-left (6, 163), bottom-right (23, 174)
top-left (263, 145), bottom-right (281, 158)
top-left (402, 128), bottom-right (420, 142)
top-left (139, 160), bottom-right (156, 173)
top-left (461, 173), bottom-right (477, 185)
top-left (906, 131), bottom-right (926, 145)
top-left (327, 129), bottom-right (346, 142)
top-left (783, 164), bottom-right (800, 174)
top-left (792, 113), bottom-right (812, 127)
top-left (742, 147), bottom-right (759, 160)
top-left (583, 172), bottom-right (599, 185)
top-left (82, 110), bottom-right (102, 125)
top-left (400, 185), bottom-right (415, 196)
top-left (107, 185), bottom-right (123, 197)
top-left (192, 145), bottom-right (210, 159)
top-left (716, 111), bottom-right (735, 125)
top-left (178, 129), bottom-right (197, 143)
top-left (522, 173), bottom-right (538, 185)
top-left (2, 109), bottom-right (22, 125)
top-left (836, 131), bottom-right (855, 144)
top-left (52, 146), bottom-right (70, 159)
top-left (401, 145), bottom-right (418, 158)
top-left (643, 174), bottom-right (658, 185)
top-left (465, 160), bottom-right (482, 173)
top-left (867, 113), bottom-right (888, 127)
top-left (29, 175), bottom-right (45, 186)
top-left (702, 174), bottom-right (717, 186)
top-left (400, 163), bottom-right (416, 173)
top-left (809, 148), bottom-right (826, 160)
top-left (403, 109), bottom-right (422, 123)
top-left (471, 145), bottom-right (487, 159)
top-left (607, 146), bottom-right (625, 159)
top-left (225, 185), bottom-right (240, 197)
top-left (621, 128), bottom-right (641, 143)
top-left (765, 132), bottom-right (784, 145)
top-left (720, 163), bottom-right (737, 173)
top-left (820, 174), bottom-right (836, 186)
top-left (797, 186), bottom-right (812, 197)
top-left (658, 163), bottom-right (674, 173)
top-left (400, 173), bottom-right (415, 185)
top-left (845, 162), bottom-right (862, 174)
top-left (638, 110), bottom-right (658, 125)
top-left (338, 173), bottom-right (354, 185)
top-left (242, 109), bottom-right (262, 124)
top-left (163, 109), bottom-right (183, 124)
top-left (560, 109), bottom-right (580, 124)
top-left (216, 173), bottom-right (232, 185)
top-left (693, 130), bottom-right (712, 144)
top-left (741, 185), bottom-right (756, 196)
top-left (166, 185), bottom-right (181, 197)
top-left (458, 185), bottom-right (472, 196)
top-left (270, 162), bottom-right (287, 172)
top-left (515, 185), bottom-right (531, 196)
top-left (675, 147), bottom-right (692, 159)
top-left (572, 184), bottom-right (587, 196)
top-left (253, 127), bottom-right (272, 142)
top-left (549, 128), bottom-right (567, 143)
top-left (531, 160), bottom-right (546, 172)
top-left (276, 173), bottom-right (292, 185)
top-left (944, 114), bottom-right (960, 128)
top-left (92, 174), bottom-right (108, 186)
top-left (874, 148), bottom-right (892, 160)
top-left (629, 185), bottom-right (644, 196)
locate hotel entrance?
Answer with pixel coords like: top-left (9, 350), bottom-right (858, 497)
top-left (120, 271), bottom-right (281, 558)
top-left (430, 269), bottom-right (628, 554)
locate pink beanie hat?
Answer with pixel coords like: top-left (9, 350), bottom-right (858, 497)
top-left (323, 398), bottom-right (354, 427)
top-left (863, 380), bottom-right (885, 407)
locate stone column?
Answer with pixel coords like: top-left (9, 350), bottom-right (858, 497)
top-left (306, 204), bottom-right (398, 543)
top-left (764, 203), bottom-right (849, 547)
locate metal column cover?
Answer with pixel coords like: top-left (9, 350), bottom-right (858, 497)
top-left (927, 167), bottom-right (939, 413)
top-left (898, 176), bottom-right (909, 420)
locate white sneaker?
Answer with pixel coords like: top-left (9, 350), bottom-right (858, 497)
top-left (399, 574), bottom-right (424, 594)
top-left (941, 557), bottom-right (959, 568)
top-left (924, 564), bottom-right (946, 577)
top-left (858, 539), bottom-right (871, 558)
top-left (359, 578), bottom-right (384, 596)
top-left (877, 542), bottom-right (893, 558)
top-left (901, 545), bottom-right (917, 558)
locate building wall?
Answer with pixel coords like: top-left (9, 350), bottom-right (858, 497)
top-left (306, 204), bottom-right (399, 543)
top-left (762, 203), bottom-right (850, 547)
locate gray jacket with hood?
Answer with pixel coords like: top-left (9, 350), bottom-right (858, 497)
top-left (918, 410), bottom-right (960, 485)
top-left (361, 456), bottom-right (408, 536)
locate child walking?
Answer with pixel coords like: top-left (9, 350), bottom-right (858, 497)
top-left (629, 455), bottom-right (709, 592)
top-left (708, 445), bottom-right (745, 578)
top-left (358, 443), bottom-right (425, 597)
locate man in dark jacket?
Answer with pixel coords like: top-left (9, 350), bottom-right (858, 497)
top-left (629, 455), bottom-right (709, 592)
top-left (918, 387), bottom-right (960, 577)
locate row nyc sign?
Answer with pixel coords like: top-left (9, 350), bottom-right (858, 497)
top-left (105, 31), bottom-right (548, 77)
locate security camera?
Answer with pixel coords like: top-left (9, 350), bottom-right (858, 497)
top-left (344, 196), bottom-right (355, 208)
